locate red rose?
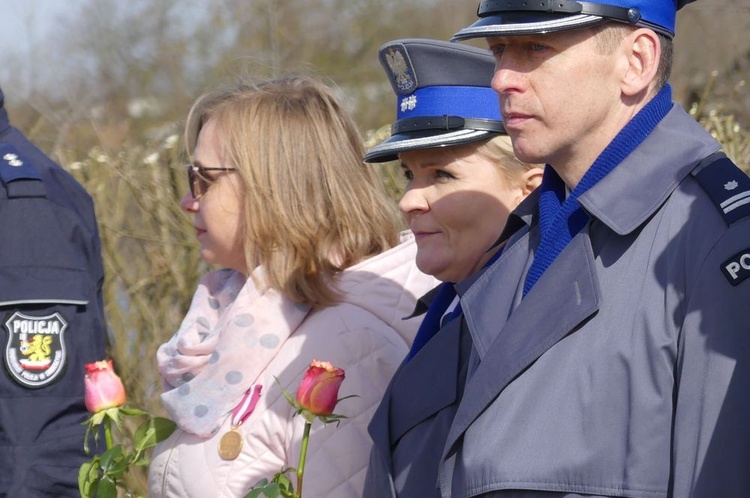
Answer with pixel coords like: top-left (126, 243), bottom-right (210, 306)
top-left (295, 360), bottom-right (345, 416)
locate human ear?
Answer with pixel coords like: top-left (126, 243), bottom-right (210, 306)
top-left (511, 166), bottom-right (544, 208)
top-left (521, 166), bottom-right (544, 195)
top-left (621, 28), bottom-right (660, 97)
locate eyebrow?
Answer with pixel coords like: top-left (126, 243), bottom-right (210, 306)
top-left (400, 159), bottom-right (451, 170)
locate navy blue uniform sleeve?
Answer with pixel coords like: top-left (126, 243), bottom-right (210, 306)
top-left (0, 123), bottom-right (107, 497)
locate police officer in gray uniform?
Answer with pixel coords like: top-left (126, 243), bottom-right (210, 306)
top-left (0, 87), bottom-right (107, 496)
top-left (438, 1), bottom-right (750, 497)
top-left (363, 39), bottom-right (532, 498)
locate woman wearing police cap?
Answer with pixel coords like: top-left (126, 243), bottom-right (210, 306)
top-left (363, 38), bottom-right (543, 498)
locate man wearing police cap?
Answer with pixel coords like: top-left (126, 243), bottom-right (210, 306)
top-left (0, 87), bottom-right (107, 496)
top-left (440, 1), bottom-right (750, 497)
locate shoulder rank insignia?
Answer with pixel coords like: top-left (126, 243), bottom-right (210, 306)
top-left (0, 143), bottom-right (42, 185)
top-left (3, 311), bottom-right (68, 388)
top-left (693, 153), bottom-right (750, 226)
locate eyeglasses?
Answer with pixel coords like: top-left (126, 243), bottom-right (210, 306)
top-left (186, 163), bottom-right (236, 199)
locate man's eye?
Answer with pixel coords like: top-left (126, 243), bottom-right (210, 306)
top-left (490, 45), bottom-right (505, 56)
top-left (402, 169), bottom-right (413, 181)
top-left (436, 170), bottom-right (456, 180)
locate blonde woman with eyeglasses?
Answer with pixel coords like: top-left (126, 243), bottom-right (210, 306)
top-left (147, 74), bottom-right (437, 498)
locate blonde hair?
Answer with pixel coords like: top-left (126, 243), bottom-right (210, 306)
top-left (474, 134), bottom-right (540, 185)
top-left (184, 75), bottom-right (401, 307)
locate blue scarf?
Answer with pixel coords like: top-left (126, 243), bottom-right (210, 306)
top-left (406, 246), bottom-right (506, 361)
top-left (406, 282), bottom-right (459, 361)
top-left (523, 85), bottom-right (673, 296)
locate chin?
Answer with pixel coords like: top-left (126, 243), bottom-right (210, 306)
top-left (514, 148), bottom-right (543, 165)
top-left (199, 250), bottom-right (222, 269)
top-left (510, 140), bottom-right (543, 165)
top-left (416, 259), bottom-right (445, 281)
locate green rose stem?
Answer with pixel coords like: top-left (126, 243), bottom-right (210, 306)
top-left (103, 416), bottom-right (113, 450)
top-left (295, 420), bottom-right (313, 498)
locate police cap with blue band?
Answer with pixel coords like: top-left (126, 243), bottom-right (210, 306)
top-left (364, 38), bottom-right (505, 164)
top-left (453, 0), bottom-right (699, 42)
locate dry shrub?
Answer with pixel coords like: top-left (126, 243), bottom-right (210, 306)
top-left (689, 74), bottom-right (750, 172)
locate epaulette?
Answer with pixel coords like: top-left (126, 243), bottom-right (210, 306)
top-left (0, 142), bottom-right (46, 198)
top-left (692, 152), bottom-right (750, 226)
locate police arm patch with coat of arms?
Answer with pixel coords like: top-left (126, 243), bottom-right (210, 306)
top-left (3, 311), bottom-right (67, 388)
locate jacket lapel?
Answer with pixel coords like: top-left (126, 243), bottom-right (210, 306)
top-left (388, 317), bottom-right (462, 444)
top-left (444, 231), bottom-right (601, 455)
top-left (457, 226), bottom-right (532, 358)
top-left (367, 286), bottom-right (445, 472)
top-left (368, 363), bottom-right (399, 472)
top-left (367, 311), bottom-right (462, 496)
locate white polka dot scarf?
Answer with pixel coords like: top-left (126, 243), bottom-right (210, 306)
top-left (156, 268), bottom-right (311, 437)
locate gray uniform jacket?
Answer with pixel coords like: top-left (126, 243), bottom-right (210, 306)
top-left (365, 287), bottom-right (473, 498)
top-left (440, 105), bottom-right (750, 498)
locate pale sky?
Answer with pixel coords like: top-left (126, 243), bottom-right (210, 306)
top-left (0, 1), bottom-right (83, 99)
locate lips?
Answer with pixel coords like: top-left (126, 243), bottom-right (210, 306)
top-left (411, 229), bottom-right (440, 240)
top-left (502, 111), bottom-right (532, 128)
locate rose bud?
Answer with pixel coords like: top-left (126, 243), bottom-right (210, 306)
top-left (295, 360), bottom-right (345, 416)
top-left (84, 359), bottom-right (126, 413)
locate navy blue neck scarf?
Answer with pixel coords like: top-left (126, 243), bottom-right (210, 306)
top-left (523, 85), bottom-right (673, 296)
top-left (406, 246), bottom-right (505, 362)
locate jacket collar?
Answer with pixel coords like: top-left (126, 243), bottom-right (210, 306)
top-left (404, 284), bottom-right (442, 320)
top-left (579, 104), bottom-right (721, 235)
top-left (494, 105), bottom-right (721, 245)
top-left (489, 188), bottom-right (539, 251)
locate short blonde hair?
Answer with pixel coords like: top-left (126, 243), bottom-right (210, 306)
top-left (184, 75), bottom-right (401, 307)
top-left (474, 134), bottom-right (540, 185)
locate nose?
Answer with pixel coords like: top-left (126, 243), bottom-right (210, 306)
top-left (490, 54), bottom-right (523, 96)
top-left (180, 191), bottom-right (199, 212)
top-left (398, 185), bottom-right (429, 218)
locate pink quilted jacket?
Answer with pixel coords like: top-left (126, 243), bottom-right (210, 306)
top-left (148, 234), bottom-right (437, 497)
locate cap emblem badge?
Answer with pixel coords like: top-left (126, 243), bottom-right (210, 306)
top-left (385, 47), bottom-right (416, 94)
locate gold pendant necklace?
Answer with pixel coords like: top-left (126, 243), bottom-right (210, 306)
top-left (217, 384), bottom-right (263, 461)
top-left (218, 427), bottom-right (244, 460)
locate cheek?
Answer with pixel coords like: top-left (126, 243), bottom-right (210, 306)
top-left (463, 193), bottom-right (515, 244)
top-left (224, 213), bottom-right (245, 249)
top-left (205, 198), bottom-right (244, 246)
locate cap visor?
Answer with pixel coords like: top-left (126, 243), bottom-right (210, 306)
top-left (452, 12), bottom-right (605, 40)
top-left (364, 129), bottom-right (499, 163)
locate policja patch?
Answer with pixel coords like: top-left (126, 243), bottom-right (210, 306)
top-left (722, 249), bottom-right (750, 287)
top-left (3, 311), bottom-right (67, 388)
